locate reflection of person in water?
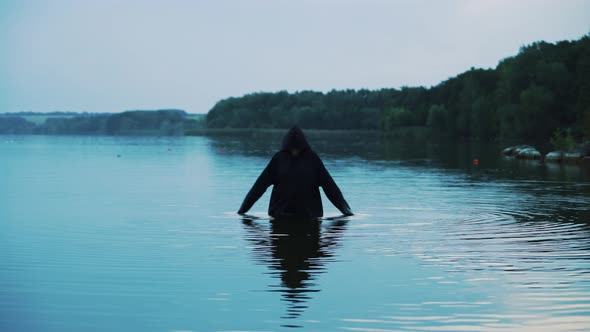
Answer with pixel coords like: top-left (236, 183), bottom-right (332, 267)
top-left (241, 216), bottom-right (349, 320)
top-left (238, 126), bottom-right (353, 218)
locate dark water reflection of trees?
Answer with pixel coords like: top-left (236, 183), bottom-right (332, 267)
top-left (204, 131), bottom-right (590, 182)
top-left (211, 132), bottom-right (590, 229)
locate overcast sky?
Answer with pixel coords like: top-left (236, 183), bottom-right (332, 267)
top-left (1, 0), bottom-right (589, 114)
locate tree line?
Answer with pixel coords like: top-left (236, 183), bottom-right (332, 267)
top-left (206, 34), bottom-right (590, 142)
top-left (0, 110), bottom-right (202, 135)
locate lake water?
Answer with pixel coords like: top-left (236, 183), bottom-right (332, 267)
top-left (1, 134), bottom-right (590, 332)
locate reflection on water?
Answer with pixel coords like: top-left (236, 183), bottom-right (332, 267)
top-left (206, 131), bottom-right (590, 182)
top-left (241, 216), bottom-right (348, 324)
top-left (1, 134), bottom-right (589, 331)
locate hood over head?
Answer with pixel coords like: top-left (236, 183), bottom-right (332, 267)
top-left (281, 126), bottom-right (310, 152)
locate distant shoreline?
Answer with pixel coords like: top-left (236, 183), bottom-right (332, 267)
top-left (185, 127), bottom-right (377, 136)
top-left (0, 110), bottom-right (206, 136)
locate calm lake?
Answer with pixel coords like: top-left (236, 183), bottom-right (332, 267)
top-left (1, 133), bottom-right (590, 332)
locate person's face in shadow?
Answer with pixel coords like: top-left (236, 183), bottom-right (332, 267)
top-left (290, 148), bottom-right (301, 157)
top-left (241, 217), bottom-right (348, 321)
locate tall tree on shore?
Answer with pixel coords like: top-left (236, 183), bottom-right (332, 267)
top-left (206, 34), bottom-right (590, 143)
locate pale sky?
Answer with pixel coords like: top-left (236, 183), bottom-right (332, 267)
top-left (1, 0), bottom-right (589, 114)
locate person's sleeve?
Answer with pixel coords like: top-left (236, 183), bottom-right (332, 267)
top-left (317, 155), bottom-right (353, 216)
top-left (237, 156), bottom-right (276, 214)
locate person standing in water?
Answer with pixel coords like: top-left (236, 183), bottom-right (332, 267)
top-left (238, 126), bottom-right (353, 218)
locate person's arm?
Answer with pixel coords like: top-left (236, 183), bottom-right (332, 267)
top-left (316, 155), bottom-right (353, 216)
top-left (238, 156), bottom-right (276, 214)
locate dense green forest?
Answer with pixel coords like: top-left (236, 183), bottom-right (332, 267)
top-left (2, 35), bottom-right (588, 142)
top-left (206, 34), bottom-right (590, 142)
top-left (0, 110), bottom-right (204, 135)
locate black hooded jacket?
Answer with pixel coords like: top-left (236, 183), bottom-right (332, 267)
top-left (238, 127), bottom-right (352, 218)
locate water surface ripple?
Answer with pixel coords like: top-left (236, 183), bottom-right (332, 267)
top-left (1, 135), bottom-right (589, 331)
